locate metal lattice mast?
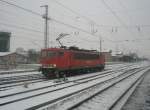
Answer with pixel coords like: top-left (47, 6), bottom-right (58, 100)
top-left (41, 5), bottom-right (49, 48)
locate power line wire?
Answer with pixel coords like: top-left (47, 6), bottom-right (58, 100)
top-left (52, 0), bottom-right (93, 23)
top-left (1, 0), bottom-right (150, 28)
top-left (0, 0), bottom-right (101, 38)
top-left (0, 22), bottom-right (43, 33)
top-left (1, 0), bottom-right (149, 45)
top-left (52, 0), bottom-right (115, 31)
top-left (48, 0), bottom-right (150, 44)
top-left (0, 17), bottom-right (42, 32)
top-left (101, 0), bottom-right (142, 41)
top-left (0, 8), bottom-right (42, 23)
top-left (0, 0), bottom-right (41, 16)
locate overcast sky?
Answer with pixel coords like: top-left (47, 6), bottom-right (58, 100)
top-left (0, 0), bottom-right (150, 58)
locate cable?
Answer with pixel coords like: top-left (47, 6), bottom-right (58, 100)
top-left (1, 0), bottom-right (149, 45)
top-left (0, 18), bottom-right (42, 32)
top-left (101, 0), bottom-right (137, 39)
top-left (52, 0), bottom-right (117, 31)
top-left (1, 0), bottom-right (150, 29)
top-left (0, 22), bottom-right (43, 33)
top-left (0, 0), bottom-right (41, 17)
top-left (0, 0), bottom-right (102, 38)
top-left (0, 8), bottom-right (42, 23)
top-left (49, 0), bottom-right (150, 44)
top-left (101, 0), bottom-right (128, 27)
top-left (52, 0), bottom-right (93, 23)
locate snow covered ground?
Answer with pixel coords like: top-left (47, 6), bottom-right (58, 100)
top-left (0, 62), bottom-right (137, 93)
top-left (0, 68), bottom-right (128, 110)
top-left (0, 71), bottom-right (41, 78)
top-left (0, 61), bottom-right (149, 110)
top-left (122, 68), bottom-right (150, 110)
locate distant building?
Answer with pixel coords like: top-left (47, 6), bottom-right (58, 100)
top-left (0, 52), bottom-right (28, 69)
top-left (112, 52), bottom-right (124, 62)
top-left (102, 52), bottom-right (112, 62)
top-left (0, 32), bottom-right (11, 52)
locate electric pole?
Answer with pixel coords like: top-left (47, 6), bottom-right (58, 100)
top-left (41, 5), bottom-right (49, 48)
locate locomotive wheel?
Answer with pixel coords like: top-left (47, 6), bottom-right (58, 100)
top-left (42, 71), bottom-right (49, 78)
top-left (54, 71), bottom-right (60, 78)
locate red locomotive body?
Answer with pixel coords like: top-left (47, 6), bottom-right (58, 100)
top-left (40, 47), bottom-right (105, 77)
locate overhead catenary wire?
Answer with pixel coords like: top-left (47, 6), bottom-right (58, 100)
top-left (52, 0), bottom-right (94, 23)
top-left (52, 0), bottom-right (150, 29)
top-left (0, 2), bottom-right (103, 45)
top-left (0, 8), bottom-right (43, 26)
top-left (1, 0), bottom-right (150, 28)
top-left (46, 0), bottom-right (150, 44)
top-left (1, 0), bottom-right (118, 46)
top-left (1, 0), bottom-right (150, 46)
top-left (0, 22), bottom-right (43, 33)
top-left (0, 18), bottom-right (42, 32)
top-left (52, 0), bottom-right (114, 32)
top-left (0, 0), bottom-right (102, 39)
top-left (116, 0), bottom-right (146, 39)
top-left (100, 0), bottom-right (137, 39)
top-left (0, 0), bottom-right (41, 17)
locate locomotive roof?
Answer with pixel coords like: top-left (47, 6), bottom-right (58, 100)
top-left (42, 47), bottom-right (99, 54)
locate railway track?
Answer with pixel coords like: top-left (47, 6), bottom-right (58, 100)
top-left (109, 75), bottom-right (144, 110)
top-left (0, 64), bottom-right (147, 110)
top-left (66, 69), bottom-right (148, 110)
top-left (0, 79), bottom-right (47, 90)
top-left (0, 64), bottom-right (137, 97)
top-left (30, 67), bottom-right (147, 110)
top-left (0, 63), bottom-right (135, 90)
top-left (0, 64), bottom-right (132, 91)
top-left (0, 69), bottom-right (37, 75)
top-left (0, 74), bottom-right (46, 85)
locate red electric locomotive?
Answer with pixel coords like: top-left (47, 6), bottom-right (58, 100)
top-left (39, 47), bottom-right (105, 78)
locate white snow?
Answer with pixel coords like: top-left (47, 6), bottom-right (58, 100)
top-left (0, 62), bottom-right (149, 110)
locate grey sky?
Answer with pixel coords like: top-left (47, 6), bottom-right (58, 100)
top-left (0, 0), bottom-right (150, 58)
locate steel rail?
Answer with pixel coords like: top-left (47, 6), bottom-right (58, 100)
top-left (26, 67), bottom-right (145, 110)
top-left (109, 70), bottom-right (149, 110)
top-left (0, 65), bottom-right (137, 99)
top-left (0, 67), bottom-right (138, 106)
top-left (67, 68), bottom-right (148, 110)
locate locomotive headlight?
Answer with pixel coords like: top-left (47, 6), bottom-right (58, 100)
top-left (47, 64), bottom-right (56, 68)
top-left (53, 64), bottom-right (56, 67)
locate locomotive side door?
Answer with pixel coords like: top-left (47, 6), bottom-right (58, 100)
top-left (57, 51), bottom-right (71, 70)
top-left (68, 51), bottom-right (72, 69)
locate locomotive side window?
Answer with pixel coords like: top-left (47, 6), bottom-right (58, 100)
top-left (74, 53), bottom-right (99, 60)
top-left (58, 52), bottom-right (64, 56)
top-left (41, 51), bottom-right (47, 58)
top-left (47, 51), bottom-right (57, 57)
